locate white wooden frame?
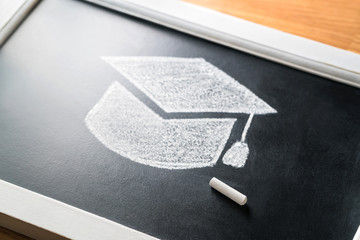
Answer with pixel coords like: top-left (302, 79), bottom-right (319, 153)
top-left (0, 0), bottom-right (39, 46)
top-left (1, 178), bottom-right (358, 239)
top-left (354, 226), bottom-right (360, 240)
top-left (0, 180), bottom-right (158, 240)
top-left (84, 0), bottom-right (360, 88)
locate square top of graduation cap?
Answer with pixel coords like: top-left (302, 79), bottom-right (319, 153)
top-left (101, 57), bottom-right (277, 115)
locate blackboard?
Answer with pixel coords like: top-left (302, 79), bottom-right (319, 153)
top-left (0, 0), bottom-right (359, 239)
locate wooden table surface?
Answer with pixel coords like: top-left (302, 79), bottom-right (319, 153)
top-left (183, 0), bottom-right (360, 54)
top-left (0, 227), bottom-right (33, 240)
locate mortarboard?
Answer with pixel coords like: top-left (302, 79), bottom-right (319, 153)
top-left (86, 57), bottom-right (277, 169)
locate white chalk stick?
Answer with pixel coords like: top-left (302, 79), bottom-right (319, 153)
top-left (209, 177), bottom-right (247, 205)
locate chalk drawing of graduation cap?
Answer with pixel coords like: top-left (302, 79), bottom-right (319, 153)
top-left (85, 57), bottom-right (276, 169)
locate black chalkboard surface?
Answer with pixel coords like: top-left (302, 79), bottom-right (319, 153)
top-left (0, 0), bottom-right (359, 239)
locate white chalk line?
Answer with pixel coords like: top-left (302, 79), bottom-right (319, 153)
top-left (85, 82), bottom-right (236, 169)
top-left (86, 57), bottom-right (277, 169)
top-left (101, 57), bottom-right (277, 115)
top-left (241, 113), bottom-right (255, 143)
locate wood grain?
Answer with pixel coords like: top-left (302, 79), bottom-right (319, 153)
top-left (0, 226), bottom-right (34, 240)
top-left (183, 0), bottom-right (360, 54)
